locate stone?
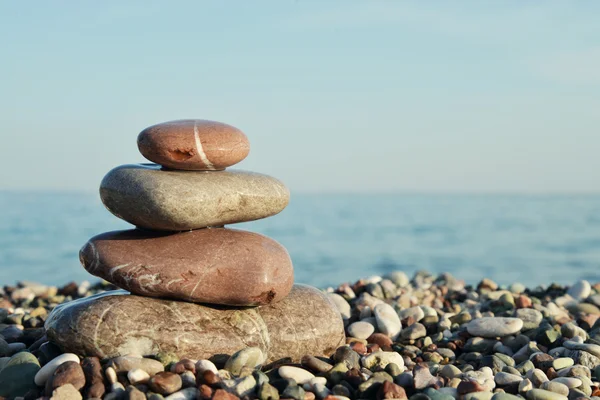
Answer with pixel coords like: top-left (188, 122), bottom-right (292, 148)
top-left (567, 280), bottom-right (591, 301)
top-left (224, 347), bottom-right (264, 376)
top-left (50, 384), bottom-right (83, 400)
top-left (107, 356), bottom-right (164, 375)
top-left (45, 361), bottom-right (86, 394)
top-left (128, 368), bottom-right (150, 384)
top-left (467, 318), bottom-right (524, 338)
top-left (45, 285), bottom-right (345, 362)
top-left (347, 321), bottom-right (375, 340)
top-left (400, 323), bottom-right (427, 340)
top-left (196, 359), bottom-right (218, 374)
top-left (361, 351), bottom-right (405, 370)
top-left (374, 304), bottom-right (402, 340)
top-left (100, 164), bottom-right (289, 231)
top-left (258, 382), bottom-right (279, 400)
top-left (495, 372), bottom-right (523, 385)
top-left (540, 382), bottom-right (569, 396)
top-left (35, 353), bottom-right (80, 386)
top-left (526, 388), bottom-right (567, 400)
top-left (0, 351), bottom-right (40, 398)
top-left (128, 386), bottom-right (147, 400)
top-left (301, 355), bottom-right (333, 373)
top-left (149, 371), bottom-right (183, 395)
top-left (278, 366), bottom-right (314, 384)
top-left (81, 357), bottom-right (105, 398)
top-left (328, 294), bottom-right (351, 320)
top-left (81, 228), bottom-right (294, 306)
top-left (136, 118), bottom-right (251, 172)
top-left (333, 346), bottom-right (360, 370)
top-left (515, 309), bottom-right (543, 331)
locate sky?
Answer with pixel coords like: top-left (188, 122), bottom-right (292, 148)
top-left (1, 1), bottom-right (599, 193)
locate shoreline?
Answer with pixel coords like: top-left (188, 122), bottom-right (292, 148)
top-left (0, 271), bottom-right (599, 399)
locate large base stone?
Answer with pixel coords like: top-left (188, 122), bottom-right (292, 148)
top-left (44, 285), bottom-right (345, 362)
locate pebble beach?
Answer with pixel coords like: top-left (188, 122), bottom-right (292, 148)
top-left (0, 272), bottom-right (599, 400)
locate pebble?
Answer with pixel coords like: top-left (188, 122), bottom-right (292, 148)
top-left (107, 356), bottom-right (164, 375)
top-left (374, 303), bottom-right (402, 340)
top-left (100, 165), bottom-right (289, 231)
top-left (328, 294), bottom-right (351, 319)
top-left (495, 372), bottom-right (523, 385)
top-left (50, 383), bottom-right (83, 400)
top-left (347, 321), bottom-right (375, 339)
top-left (550, 377), bottom-right (581, 388)
top-left (128, 368), bottom-right (150, 384)
top-left (148, 371), bottom-right (183, 395)
top-left (361, 351), bottom-right (405, 370)
top-left (34, 352), bottom-right (80, 386)
top-left (137, 119), bottom-right (250, 171)
top-left (400, 322), bottom-right (427, 340)
top-left (278, 366), bottom-right (315, 384)
top-left (526, 388), bottom-right (568, 400)
top-left (567, 280), bottom-right (591, 300)
top-left (196, 359), bottom-right (218, 374)
top-left (164, 387), bottom-right (200, 400)
top-left (225, 347), bottom-right (265, 376)
top-left (45, 360), bottom-right (86, 393)
top-left (515, 309), bottom-right (543, 330)
top-left (467, 317), bottom-right (524, 338)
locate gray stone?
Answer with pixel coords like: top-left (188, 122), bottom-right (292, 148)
top-left (374, 303), bottom-right (402, 340)
top-left (224, 347), bottom-right (264, 376)
top-left (567, 280), bottom-right (591, 301)
top-left (401, 323), bottom-right (427, 340)
top-left (515, 309), bottom-right (543, 331)
top-left (526, 389), bottom-right (567, 400)
top-left (467, 317), bottom-right (524, 338)
top-left (0, 351), bottom-right (40, 398)
top-left (45, 285), bottom-right (345, 362)
top-left (100, 164), bottom-right (289, 231)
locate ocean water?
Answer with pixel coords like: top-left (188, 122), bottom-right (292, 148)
top-left (1, 191), bottom-right (599, 289)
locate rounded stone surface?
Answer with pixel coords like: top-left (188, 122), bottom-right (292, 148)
top-left (100, 164), bottom-right (290, 231)
top-left (138, 119), bottom-right (250, 170)
top-left (80, 228), bottom-right (294, 306)
top-left (34, 353), bottom-right (80, 386)
top-left (374, 303), bottom-right (401, 340)
top-left (466, 317), bottom-right (524, 338)
top-left (347, 321), bottom-right (375, 340)
top-left (278, 366), bottom-right (315, 384)
top-left (44, 284), bottom-right (345, 363)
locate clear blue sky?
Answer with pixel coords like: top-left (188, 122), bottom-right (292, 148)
top-left (1, 1), bottom-right (599, 193)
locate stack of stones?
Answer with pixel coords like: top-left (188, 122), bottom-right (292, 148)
top-left (45, 119), bottom-right (344, 363)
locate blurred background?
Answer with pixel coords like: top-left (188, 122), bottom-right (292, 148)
top-left (1, 2), bottom-right (599, 288)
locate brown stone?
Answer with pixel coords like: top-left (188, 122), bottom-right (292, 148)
top-left (367, 333), bottom-right (393, 349)
top-left (45, 285), bottom-right (345, 363)
top-left (377, 380), bottom-right (407, 400)
top-left (198, 384), bottom-right (213, 399)
top-left (100, 164), bottom-right (289, 231)
top-left (137, 119), bottom-right (250, 171)
top-left (148, 371), bottom-right (182, 395)
top-left (457, 380), bottom-right (486, 395)
top-left (171, 359), bottom-right (196, 374)
top-left (213, 388), bottom-right (240, 400)
top-left (80, 228), bottom-right (294, 306)
top-left (45, 361), bottom-right (85, 394)
top-left (81, 357), bottom-right (105, 398)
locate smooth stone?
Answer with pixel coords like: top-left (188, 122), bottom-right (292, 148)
top-left (128, 368), bottom-right (151, 384)
top-left (137, 119), bottom-right (250, 171)
top-left (467, 318), bottom-right (524, 338)
top-left (374, 303), bottom-right (402, 340)
top-left (563, 341), bottom-right (600, 358)
top-left (327, 294), bottom-right (351, 320)
top-left (45, 360), bottom-right (86, 394)
top-left (540, 382), bottom-right (569, 396)
top-left (278, 366), bottom-right (315, 384)
top-left (35, 353), bottom-right (80, 386)
top-left (495, 372), bottom-right (523, 385)
top-left (45, 284), bottom-right (345, 362)
top-left (196, 359), bottom-right (218, 374)
top-left (107, 356), bottom-right (164, 375)
top-left (224, 347), bottom-right (264, 376)
top-left (0, 351), bottom-right (40, 398)
top-left (361, 351), bottom-right (405, 370)
top-left (567, 280), bottom-right (591, 301)
top-left (81, 228), bottom-right (294, 306)
top-left (515, 309), bottom-right (543, 331)
top-left (398, 306), bottom-right (425, 322)
top-left (552, 358), bottom-right (574, 370)
top-left (347, 321), bottom-right (375, 340)
top-left (550, 377), bottom-right (581, 388)
top-left (100, 164), bottom-right (289, 231)
top-left (50, 384), bottom-right (83, 400)
top-left (164, 387), bottom-right (199, 400)
top-left (526, 388), bottom-right (567, 400)
top-left (149, 371), bottom-right (183, 395)
top-left (400, 323), bottom-right (427, 340)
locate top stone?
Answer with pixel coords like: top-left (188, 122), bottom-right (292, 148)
top-left (137, 119), bottom-right (250, 170)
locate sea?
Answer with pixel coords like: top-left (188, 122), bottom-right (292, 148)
top-left (1, 191), bottom-right (599, 289)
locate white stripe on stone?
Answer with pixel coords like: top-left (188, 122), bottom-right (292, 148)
top-left (193, 122), bottom-right (215, 170)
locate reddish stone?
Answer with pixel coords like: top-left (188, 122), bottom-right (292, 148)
top-left (377, 380), bottom-right (407, 400)
top-left (367, 344), bottom-right (381, 353)
top-left (350, 341), bottom-right (368, 355)
top-left (137, 119), bottom-right (249, 171)
top-left (172, 359), bottom-right (196, 374)
top-left (457, 380), bottom-right (486, 395)
top-left (515, 295), bottom-right (532, 309)
top-left (45, 361), bottom-right (86, 394)
top-left (82, 357), bottom-right (105, 398)
top-left (198, 384), bottom-right (213, 399)
top-left (213, 389), bottom-right (240, 400)
top-left (148, 371), bottom-right (182, 395)
top-left (367, 333), bottom-right (394, 348)
top-left (80, 228), bottom-right (294, 306)
top-left (202, 370), bottom-right (221, 386)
